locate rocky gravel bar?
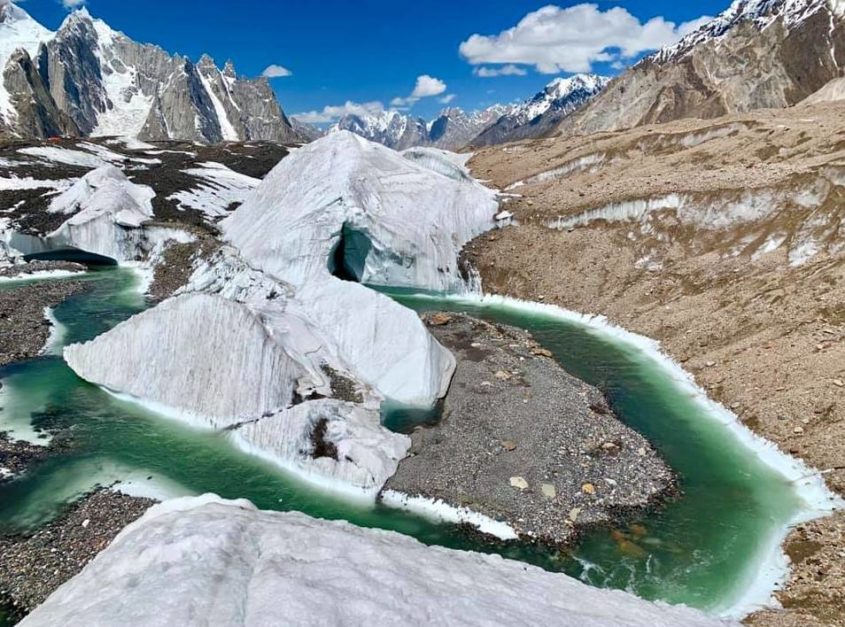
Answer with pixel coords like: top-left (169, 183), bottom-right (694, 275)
top-left (383, 312), bottom-right (676, 546)
top-left (0, 275), bottom-right (89, 367)
top-left (0, 261), bottom-right (85, 280)
top-left (0, 490), bottom-right (156, 621)
top-left (0, 432), bottom-right (74, 482)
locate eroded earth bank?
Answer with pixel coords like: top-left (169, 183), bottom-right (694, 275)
top-left (464, 103), bottom-right (845, 626)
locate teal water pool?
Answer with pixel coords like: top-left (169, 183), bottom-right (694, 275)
top-left (0, 269), bottom-right (831, 619)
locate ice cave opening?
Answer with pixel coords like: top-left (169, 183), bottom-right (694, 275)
top-left (328, 223), bottom-right (372, 283)
top-left (23, 248), bottom-right (118, 266)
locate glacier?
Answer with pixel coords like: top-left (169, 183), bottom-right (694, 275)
top-left (7, 165), bottom-right (193, 264)
top-left (62, 132), bottom-right (503, 492)
top-left (20, 495), bottom-right (733, 627)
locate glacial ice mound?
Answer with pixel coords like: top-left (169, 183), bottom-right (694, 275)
top-left (64, 290), bottom-right (411, 492)
top-left (64, 293), bottom-right (316, 426)
top-left (5, 165), bottom-right (193, 264)
top-left (63, 133), bottom-right (500, 492)
top-left (222, 130), bottom-right (499, 291)
top-left (20, 495), bottom-right (731, 627)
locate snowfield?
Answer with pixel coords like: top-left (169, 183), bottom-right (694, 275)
top-left (20, 495), bottom-right (733, 627)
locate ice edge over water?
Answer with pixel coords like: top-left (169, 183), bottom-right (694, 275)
top-left (99, 387), bottom-right (386, 506)
top-left (407, 290), bottom-right (844, 619)
top-left (380, 489), bottom-right (519, 540)
top-left (40, 307), bottom-right (65, 356)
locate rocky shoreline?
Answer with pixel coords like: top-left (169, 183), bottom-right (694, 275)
top-left (0, 273), bottom-right (89, 367)
top-left (382, 313), bottom-right (676, 546)
top-left (0, 262), bottom-right (85, 281)
top-left (0, 432), bottom-right (75, 482)
top-left (0, 489), bottom-right (156, 621)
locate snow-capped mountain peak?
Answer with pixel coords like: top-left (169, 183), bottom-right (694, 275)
top-left (329, 110), bottom-right (428, 150)
top-left (327, 75), bottom-right (608, 151)
top-left (0, 1), bottom-right (296, 143)
top-left (521, 73), bottom-right (611, 122)
top-left (0, 2), bottom-right (53, 120)
top-left (655, 0), bottom-right (835, 62)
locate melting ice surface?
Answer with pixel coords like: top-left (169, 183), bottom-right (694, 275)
top-left (0, 268), bottom-right (839, 619)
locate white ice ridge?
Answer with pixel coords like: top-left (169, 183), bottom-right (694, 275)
top-left (223, 130), bottom-right (499, 291)
top-left (20, 495), bottom-right (733, 627)
top-left (381, 489), bottom-right (519, 541)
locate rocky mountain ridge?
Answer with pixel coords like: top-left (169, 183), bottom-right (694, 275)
top-left (0, 3), bottom-right (297, 144)
top-left (559, 0), bottom-right (845, 135)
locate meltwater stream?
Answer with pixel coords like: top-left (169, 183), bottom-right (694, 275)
top-left (0, 268), bottom-right (832, 619)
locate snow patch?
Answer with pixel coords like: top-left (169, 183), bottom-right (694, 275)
top-left (197, 70), bottom-right (239, 142)
top-left (18, 146), bottom-right (109, 169)
top-left (167, 161), bottom-right (259, 219)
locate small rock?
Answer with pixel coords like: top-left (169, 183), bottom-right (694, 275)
top-left (730, 402), bottom-right (741, 410)
top-left (833, 379), bottom-right (844, 388)
top-left (793, 426), bottom-right (805, 435)
top-left (502, 440), bottom-right (517, 452)
top-left (428, 313), bottom-right (452, 327)
top-left (81, 519), bottom-right (90, 529)
top-left (530, 347), bottom-right (553, 358)
top-left (541, 483), bottom-right (557, 499)
top-left (494, 370), bottom-right (512, 381)
top-left (581, 483), bottom-right (596, 495)
top-left (510, 476), bottom-right (529, 490)
top-left (637, 447), bottom-right (647, 456)
top-left (568, 507), bottom-right (581, 522)
top-left (705, 361), bottom-right (716, 368)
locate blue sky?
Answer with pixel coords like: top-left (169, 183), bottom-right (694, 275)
top-left (23, 1), bottom-right (729, 123)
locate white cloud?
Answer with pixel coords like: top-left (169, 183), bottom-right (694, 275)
top-left (439, 94), bottom-right (456, 104)
top-left (473, 64), bottom-right (528, 78)
top-left (391, 74), bottom-right (448, 108)
top-left (292, 100), bottom-right (384, 124)
top-left (459, 4), bottom-right (712, 74)
top-left (261, 64), bottom-right (293, 78)
top-left (61, 0), bottom-right (86, 8)
top-left (411, 75), bottom-right (447, 98)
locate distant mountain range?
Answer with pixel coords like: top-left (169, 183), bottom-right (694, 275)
top-left (3, 0), bottom-right (839, 150)
top-left (308, 73), bottom-right (610, 151)
top-left (0, 3), bottom-right (297, 143)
